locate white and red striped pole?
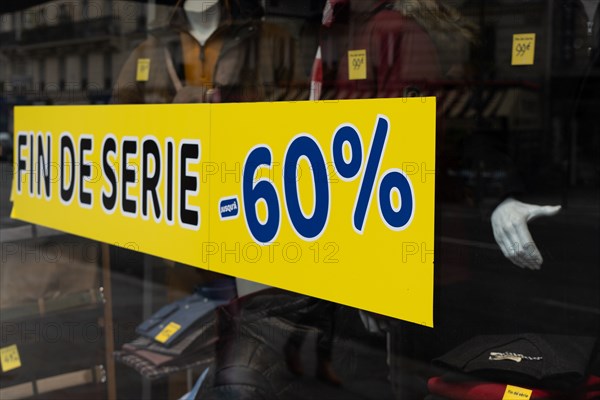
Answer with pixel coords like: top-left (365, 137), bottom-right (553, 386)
top-left (310, 46), bottom-right (323, 101)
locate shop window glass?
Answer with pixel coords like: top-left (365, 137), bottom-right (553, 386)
top-left (0, 1), bottom-right (598, 399)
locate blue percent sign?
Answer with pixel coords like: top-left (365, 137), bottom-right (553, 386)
top-left (331, 115), bottom-right (414, 233)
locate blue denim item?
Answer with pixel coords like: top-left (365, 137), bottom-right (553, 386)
top-left (136, 279), bottom-right (236, 347)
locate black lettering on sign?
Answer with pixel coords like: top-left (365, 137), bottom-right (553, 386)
top-left (16, 132), bottom-right (28, 194)
top-left (29, 132), bottom-right (34, 196)
top-left (179, 140), bottom-right (201, 230)
top-left (352, 56), bottom-right (364, 70)
top-left (516, 42), bottom-right (531, 57)
top-left (165, 139), bottom-right (175, 225)
top-left (37, 132), bottom-right (52, 199)
top-left (60, 132), bottom-right (76, 205)
top-left (78, 135), bottom-right (93, 207)
top-left (141, 137), bottom-right (162, 221)
top-left (101, 135), bottom-right (118, 213)
top-left (121, 138), bottom-right (138, 217)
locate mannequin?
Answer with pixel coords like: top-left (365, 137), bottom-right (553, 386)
top-left (181, 0), bottom-right (283, 293)
top-left (113, 0), bottom-right (302, 284)
top-left (581, 0), bottom-right (600, 35)
top-left (318, 2), bottom-right (570, 398)
top-left (183, 0), bottom-right (220, 46)
top-left (490, 2), bottom-right (600, 269)
top-left (318, 0), bottom-right (561, 270)
top-left (112, 0), bottom-right (299, 104)
top-left (491, 198), bottom-right (560, 269)
top-left (113, 5), bottom-right (322, 397)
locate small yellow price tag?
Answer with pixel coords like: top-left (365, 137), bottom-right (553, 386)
top-left (0, 345), bottom-right (22, 372)
top-left (503, 385), bottom-right (532, 400)
top-left (155, 322), bottom-right (181, 344)
top-left (136, 58), bottom-right (151, 82)
top-left (348, 50), bottom-right (367, 80)
top-left (511, 33), bottom-right (536, 66)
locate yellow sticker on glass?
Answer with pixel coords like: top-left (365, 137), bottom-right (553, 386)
top-left (512, 33), bottom-right (536, 65)
top-left (136, 58), bottom-right (151, 81)
top-left (503, 385), bottom-right (532, 400)
top-left (348, 50), bottom-right (367, 80)
top-left (0, 345), bottom-right (22, 372)
top-left (155, 322), bottom-right (181, 344)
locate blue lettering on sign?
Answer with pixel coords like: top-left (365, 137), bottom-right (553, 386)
top-left (283, 134), bottom-right (330, 241)
top-left (219, 196), bottom-right (240, 220)
top-left (242, 146), bottom-right (281, 244)
top-left (239, 114), bottom-right (415, 244)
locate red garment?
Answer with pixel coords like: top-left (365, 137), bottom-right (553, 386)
top-left (427, 377), bottom-right (560, 400)
top-left (320, 1), bottom-right (441, 99)
top-left (588, 375), bottom-right (600, 388)
top-left (586, 375), bottom-right (600, 400)
top-left (426, 374), bottom-right (600, 400)
top-left (585, 390), bottom-right (600, 399)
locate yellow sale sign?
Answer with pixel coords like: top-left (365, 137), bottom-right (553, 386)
top-left (12, 98), bottom-right (436, 326)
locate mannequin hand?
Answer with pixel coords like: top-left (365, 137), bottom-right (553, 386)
top-left (491, 198), bottom-right (561, 270)
top-left (358, 310), bottom-right (387, 334)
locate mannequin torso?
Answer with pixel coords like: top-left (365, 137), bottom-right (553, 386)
top-left (184, 0), bottom-right (221, 46)
top-left (183, 0), bottom-right (272, 295)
